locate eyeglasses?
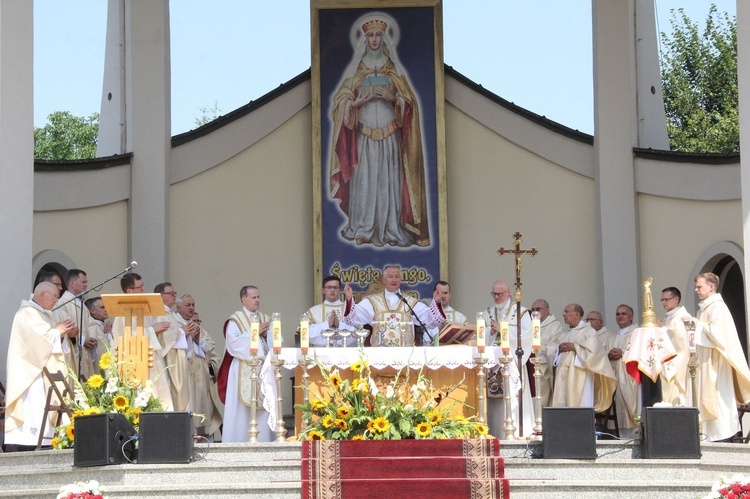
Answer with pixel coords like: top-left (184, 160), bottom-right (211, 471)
top-left (129, 285), bottom-right (145, 291)
top-left (490, 290), bottom-right (509, 298)
top-left (586, 317), bottom-right (601, 322)
top-left (660, 296), bottom-right (675, 302)
top-left (323, 286), bottom-right (341, 290)
top-left (162, 291), bottom-right (177, 296)
top-left (191, 319), bottom-right (202, 324)
top-left (531, 306), bottom-right (548, 312)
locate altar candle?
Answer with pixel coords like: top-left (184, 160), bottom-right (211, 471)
top-left (250, 318), bottom-right (260, 356)
top-left (500, 321), bottom-right (510, 355)
top-left (272, 312), bottom-right (282, 354)
top-left (300, 316), bottom-right (310, 355)
top-left (476, 312), bottom-right (486, 354)
top-left (531, 310), bottom-right (541, 352)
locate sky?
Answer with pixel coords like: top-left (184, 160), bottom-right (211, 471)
top-left (33, 1), bottom-right (736, 136)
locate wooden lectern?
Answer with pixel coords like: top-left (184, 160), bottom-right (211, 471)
top-left (101, 293), bottom-right (164, 388)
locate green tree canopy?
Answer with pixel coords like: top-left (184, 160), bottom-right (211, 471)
top-left (34, 111), bottom-right (99, 160)
top-left (660, 4), bottom-right (738, 153)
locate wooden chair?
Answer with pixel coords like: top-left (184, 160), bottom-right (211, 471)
top-left (734, 403), bottom-right (750, 443)
top-left (36, 368), bottom-right (74, 450)
top-left (595, 390), bottom-right (620, 439)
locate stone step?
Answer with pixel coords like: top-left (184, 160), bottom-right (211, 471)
top-left (507, 480), bottom-right (714, 499)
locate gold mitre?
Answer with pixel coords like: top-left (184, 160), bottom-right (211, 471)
top-left (362, 19), bottom-right (387, 34)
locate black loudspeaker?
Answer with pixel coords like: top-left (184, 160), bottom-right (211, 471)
top-left (138, 411), bottom-right (194, 464)
top-left (74, 413), bottom-right (136, 467)
top-left (542, 407), bottom-right (596, 459)
top-left (641, 407), bottom-right (701, 459)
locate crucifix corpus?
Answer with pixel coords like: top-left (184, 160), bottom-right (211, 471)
top-left (498, 231), bottom-right (538, 436)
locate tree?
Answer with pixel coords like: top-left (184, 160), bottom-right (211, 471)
top-left (34, 111), bottom-right (99, 160)
top-left (660, 5), bottom-right (738, 153)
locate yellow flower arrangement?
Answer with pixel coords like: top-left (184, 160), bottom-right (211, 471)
top-left (52, 348), bottom-right (164, 450)
top-left (296, 354), bottom-right (488, 441)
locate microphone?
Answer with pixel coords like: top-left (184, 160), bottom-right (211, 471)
top-left (128, 261), bottom-right (138, 271)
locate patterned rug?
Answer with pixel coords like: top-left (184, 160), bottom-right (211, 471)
top-left (302, 438), bottom-right (509, 498)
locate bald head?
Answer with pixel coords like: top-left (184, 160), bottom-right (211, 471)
top-left (33, 281), bottom-right (59, 310)
top-left (585, 310), bottom-right (604, 331)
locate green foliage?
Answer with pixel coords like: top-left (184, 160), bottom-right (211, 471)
top-left (34, 111), bottom-right (99, 160)
top-left (194, 100), bottom-right (222, 127)
top-left (660, 4), bottom-right (738, 153)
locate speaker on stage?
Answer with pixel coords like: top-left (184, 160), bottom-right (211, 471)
top-left (74, 413), bottom-right (136, 467)
top-left (641, 407), bottom-right (701, 459)
top-left (138, 411), bottom-right (194, 464)
top-left (542, 407), bottom-right (596, 459)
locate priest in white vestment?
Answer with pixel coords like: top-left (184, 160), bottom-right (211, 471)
top-left (686, 273), bottom-right (750, 441)
top-left (174, 298), bottom-right (223, 438)
top-left (658, 287), bottom-right (692, 406)
top-left (606, 304), bottom-right (639, 438)
top-left (306, 276), bottom-right (356, 347)
top-left (154, 282), bottom-right (192, 412)
top-left (53, 269), bottom-right (97, 379)
top-left (586, 311), bottom-right (616, 349)
top-left (342, 265), bottom-right (444, 347)
top-left (424, 281), bottom-right (468, 346)
top-left (552, 304), bottom-right (617, 411)
top-left (5, 282), bottom-right (74, 447)
top-left (218, 285), bottom-right (275, 442)
top-left (483, 279), bottom-right (533, 438)
top-left (533, 299), bottom-right (564, 408)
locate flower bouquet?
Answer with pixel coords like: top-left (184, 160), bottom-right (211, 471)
top-left (703, 474), bottom-right (750, 499)
top-left (295, 356), bottom-right (488, 441)
top-left (52, 350), bottom-right (164, 449)
top-left (56, 479), bottom-right (106, 499)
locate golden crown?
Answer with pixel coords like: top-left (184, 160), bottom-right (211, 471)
top-left (362, 19), bottom-right (387, 34)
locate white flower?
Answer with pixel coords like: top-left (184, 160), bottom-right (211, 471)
top-left (404, 404), bottom-right (414, 411)
top-left (386, 385), bottom-right (395, 398)
top-left (104, 377), bottom-right (119, 394)
top-left (56, 480), bottom-right (105, 499)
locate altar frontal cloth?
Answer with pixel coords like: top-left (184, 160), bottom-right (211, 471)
top-left (302, 438), bottom-right (509, 499)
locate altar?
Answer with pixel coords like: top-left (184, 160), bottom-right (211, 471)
top-left (260, 346), bottom-right (505, 435)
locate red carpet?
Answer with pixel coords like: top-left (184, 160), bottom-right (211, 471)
top-left (302, 438), bottom-right (509, 498)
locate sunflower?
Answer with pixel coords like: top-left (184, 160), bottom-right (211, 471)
top-left (427, 409), bottom-right (442, 425)
top-left (366, 420), bottom-right (374, 431)
top-left (351, 435), bottom-right (364, 441)
top-left (322, 414), bottom-right (334, 428)
top-left (84, 407), bottom-right (102, 415)
top-left (113, 395), bottom-right (130, 410)
top-left (329, 373), bottom-right (342, 389)
top-left (86, 374), bottom-right (104, 389)
top-left (475, 424), bottom-right (489, 436)
top-left (350, 360), bottom-right (368, 373)
top-left (337, 405), bottom-right (351, 419)
top-left (50, 437), bottom-right (60, 448)
top-left (334, 418), bottom-right (348, 431)
top-left (311, 398), bottom-right (327, 414)
top-left (98, 351), bottom-right (114, 370)
top-left (308, 431), bottom-right (325, 441)
top-left (352, 378), bottom-right (368, 392)
top-left (66, 425), bottom-right (75, 441)
top-left (72, 409), bottom-right (84, 421)
top-left (371, 417), bottom-right (390, 434)
top-left (416, 422), bottom-right (432, 438)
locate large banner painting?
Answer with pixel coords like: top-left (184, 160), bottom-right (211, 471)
top-left (312, 0), bottom-right (446, 302)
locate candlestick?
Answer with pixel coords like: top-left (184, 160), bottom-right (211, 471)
top-left (476, 312), bottom-right (486, 354)
top-left (299, 313), bottom-right (310, 355)
top-left (250, 315), bottom-right (259, 356)
top-left (531, 310), bottom-right (541, 352)
top-left (271, 312), bottom-right (282, 354)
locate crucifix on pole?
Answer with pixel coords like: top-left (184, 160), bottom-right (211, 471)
top-left (498, 231), bottom-right (538, 436)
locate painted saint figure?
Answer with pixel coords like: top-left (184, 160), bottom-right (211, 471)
top-left (329, 14), bottom-right (430, 248)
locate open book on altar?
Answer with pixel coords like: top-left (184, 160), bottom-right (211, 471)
top-left (438, 323), bottom-right (476, 345)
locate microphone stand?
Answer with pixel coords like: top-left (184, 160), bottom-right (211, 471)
top-left (396, 291), bottom-right (433, 346)
top-left (53, 262), bottom-right (138, 380)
